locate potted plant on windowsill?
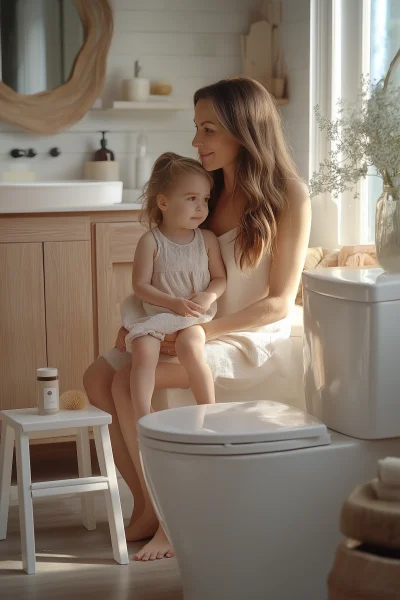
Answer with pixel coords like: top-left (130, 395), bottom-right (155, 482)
top-left (310, 48), bottom-right (400, 273)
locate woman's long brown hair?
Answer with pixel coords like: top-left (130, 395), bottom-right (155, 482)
top-left (194, 77), bottom-right (301, 270)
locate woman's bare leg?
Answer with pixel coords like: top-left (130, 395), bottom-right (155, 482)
top-left (83, 358), bottom-right (145, 523)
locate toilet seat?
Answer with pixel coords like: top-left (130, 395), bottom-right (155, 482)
top-left (138, 400), bottom-right (331, 456)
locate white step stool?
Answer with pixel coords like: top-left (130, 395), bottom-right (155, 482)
top-left (0, 405), bottom-right (129, 574)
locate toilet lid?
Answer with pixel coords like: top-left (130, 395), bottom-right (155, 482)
top-left (138, 401), bottom-right (329, 448)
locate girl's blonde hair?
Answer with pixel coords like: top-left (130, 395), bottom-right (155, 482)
top-left (140, 152), bottom-right (213, 229)
top-left (194, 77), bottom-right (302, 270)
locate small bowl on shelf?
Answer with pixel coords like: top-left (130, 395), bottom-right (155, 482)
top-left (150, 81), bottom-right (173, 96)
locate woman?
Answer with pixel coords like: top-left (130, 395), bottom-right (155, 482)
top-left (83, 77), bottom-right (311, 562)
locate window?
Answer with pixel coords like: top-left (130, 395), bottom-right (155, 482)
top-left (309, 0), bottom-right (400, 247)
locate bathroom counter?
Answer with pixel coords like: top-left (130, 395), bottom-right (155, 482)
top-left (0, 202), bottom-right (142, 214)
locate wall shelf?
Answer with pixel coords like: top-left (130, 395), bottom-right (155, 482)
top-left (93, 98), bottom-right (289, 112)
top-left (95, 100), bottom-right (192, 111)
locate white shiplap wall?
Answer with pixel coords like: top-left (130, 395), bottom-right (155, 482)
top-left (0, 0), bottom-right (310, 192)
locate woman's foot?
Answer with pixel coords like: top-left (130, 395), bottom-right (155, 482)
top-left (133, 525), bottom-right (175, 561)
top-left (125, 507), bottom-right (159, 542)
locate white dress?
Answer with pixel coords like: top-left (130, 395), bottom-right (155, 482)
top-left (101, 227), bottom-right (291, 391)
top-left (121, 227), bottom-right (216, 345)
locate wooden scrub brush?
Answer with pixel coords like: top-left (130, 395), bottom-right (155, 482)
top-left (59, 389), bottom-right (88, 410)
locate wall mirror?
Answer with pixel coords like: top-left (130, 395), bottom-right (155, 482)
top-left (0, 0), bottom-right (112, 134)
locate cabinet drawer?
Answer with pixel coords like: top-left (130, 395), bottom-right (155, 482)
top-left (0, 216), bottom-right (90, 243)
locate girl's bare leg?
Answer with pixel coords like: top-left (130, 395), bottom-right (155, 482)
top-left (112, 360), bottom-right (190, 559)
top-left (175, 326), bottom-right (215, 405)
top-left (83, 358), bottom-right (145, 523)
top-left (111, 335), bottom-right (160, 546)
top-left (129, 336), bottom-right (161, 419)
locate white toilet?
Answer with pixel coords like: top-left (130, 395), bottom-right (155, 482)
top-left (138, 267), bottom-right (400, 600)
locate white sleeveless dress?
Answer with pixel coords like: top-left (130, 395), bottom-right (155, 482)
top-left (101, 227), bottom-right (291, 391)
top-left (121, 227), bottom-right (216, 345)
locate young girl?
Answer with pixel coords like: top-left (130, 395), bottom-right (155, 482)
top-left (121, 152), bottom-right (226, 419)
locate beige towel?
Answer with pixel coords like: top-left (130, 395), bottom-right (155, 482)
top-left (296, 244), bottom-right (379, 306)
top-left (338, 244), bottom-right (378, 267)
top-left (371, 478), bottom-right (400, 502)
top-left (377, 457), bottom-right (400, 488)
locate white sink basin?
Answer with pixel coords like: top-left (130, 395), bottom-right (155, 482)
top-left (0, 180), bottom-right (123, 211)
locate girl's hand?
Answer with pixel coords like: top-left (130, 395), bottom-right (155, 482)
top-left (160, 332), bottom-right (178, 356)
top-left (171, 297), bottom-right (205, 317)
top-left (114, 326), bottom-right (128, 351)
top-left (188, 292), bottom-right (214, 312)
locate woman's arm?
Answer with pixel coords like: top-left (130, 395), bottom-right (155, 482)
top-left (203, 229), bottom-right (227, 301)
top-left (203, 180), bottom-right (311, 340)
top-left (133, 231), bottom-right (205, 316)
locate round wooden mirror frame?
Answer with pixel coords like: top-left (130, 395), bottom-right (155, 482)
top-left (0, 0), bottom-right (113, 134)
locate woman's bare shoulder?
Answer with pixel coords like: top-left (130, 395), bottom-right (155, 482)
top-left (285, 178), bottom-right (310, 207)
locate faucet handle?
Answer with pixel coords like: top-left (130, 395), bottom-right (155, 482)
top-left (10, 148), bottom-right (37, 158)
top-left (49, 147), bottom-right (61, 157)
top-left (10, 149), bottom-right (26, 158)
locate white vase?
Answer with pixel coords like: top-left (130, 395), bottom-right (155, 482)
top-left (375, 185), bottom-right (400, 273)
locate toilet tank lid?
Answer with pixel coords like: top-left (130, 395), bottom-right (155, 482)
top-left (137, 401), bottom-right (328, 445)
top-left (303, 267), bottom-right (400, 302)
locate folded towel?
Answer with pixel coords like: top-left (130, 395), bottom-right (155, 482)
top-left (338, 244), bottom-right (378, 267)
top-left (319, 249), bottom-right (339, 268)
top-left (377, 457), bottom-right (400, 488)
top-left (371, 478), bottom-right (400, 502)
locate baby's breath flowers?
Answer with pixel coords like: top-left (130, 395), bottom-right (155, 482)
top-left (310, 76), bottom-right (400, 198)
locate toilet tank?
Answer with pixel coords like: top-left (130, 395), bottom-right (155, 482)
top-left (303, 267), bottom-right (400, 439)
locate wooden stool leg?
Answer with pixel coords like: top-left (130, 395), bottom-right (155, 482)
top-left (0, 424), bottom-right (15, 540)
top-left (93, 425), bottom-right (128, 565)
top-left (76, 427), bottom-right (96, 531)
top-left (15, 432), bottom-right (35, 574)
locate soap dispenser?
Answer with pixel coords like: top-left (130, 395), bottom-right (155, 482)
top-left (83, 131), bottom-right (119, 181)
top-left (94, 131), bottom-right (115, 161)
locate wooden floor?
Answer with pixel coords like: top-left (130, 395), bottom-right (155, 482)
top-left (1, 443), bottom-right (183, 599)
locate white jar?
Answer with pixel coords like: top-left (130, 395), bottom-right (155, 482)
top-left (37, 368), bottom-right (59, 415)
top-left (125, 78), bottom-right (150, 102)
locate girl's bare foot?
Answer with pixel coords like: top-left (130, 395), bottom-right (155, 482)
top-left (133, 525), bottom-right (175, 561)
top-left (125, 507), bottom-right (159, 542)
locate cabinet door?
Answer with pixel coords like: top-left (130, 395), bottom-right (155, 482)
top-left (95, 222), bottom-right (144, 354)
top-left (0, 243), bottom-right (47, 410)
top-left (44, 241), bottom-right (94, 393)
